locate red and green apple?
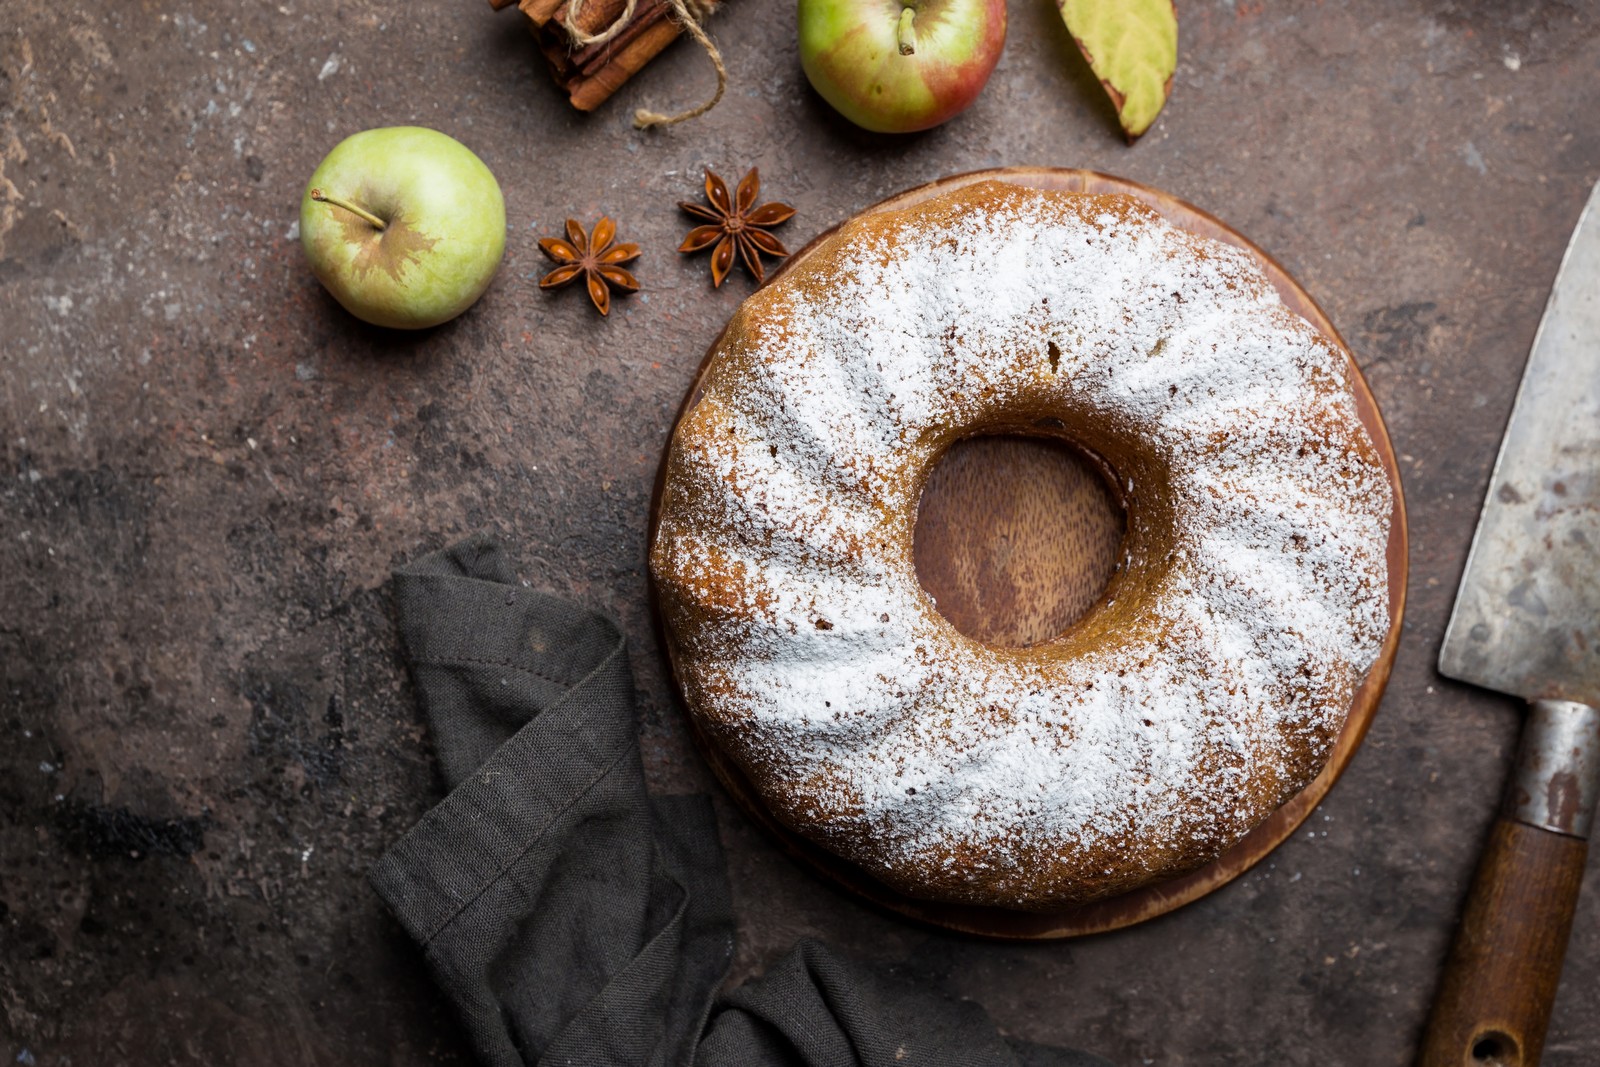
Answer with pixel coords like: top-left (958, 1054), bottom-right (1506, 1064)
top-left (798, 0), bottom-right (1007, 134)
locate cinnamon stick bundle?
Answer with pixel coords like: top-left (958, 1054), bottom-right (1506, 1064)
top-left (491, 0), bottom-right (713, 112)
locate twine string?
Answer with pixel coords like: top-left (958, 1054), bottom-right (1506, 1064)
top-left (632, 0), bottom-right (726, 129)
top-left (561, 0), bottom-right (638, 48)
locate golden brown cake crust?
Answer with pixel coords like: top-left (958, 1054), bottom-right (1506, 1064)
top-left (651, 183), bottom-right (1392, 909)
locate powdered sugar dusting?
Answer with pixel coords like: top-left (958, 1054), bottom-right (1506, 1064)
top-left (651, 184), bottom-right (1392, 907)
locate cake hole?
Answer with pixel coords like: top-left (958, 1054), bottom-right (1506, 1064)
top-left (913, 434), bottom-right (1126, 648)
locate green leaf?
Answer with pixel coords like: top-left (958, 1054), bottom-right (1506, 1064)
top-left (1058, 0), bottom-right (1178, 142)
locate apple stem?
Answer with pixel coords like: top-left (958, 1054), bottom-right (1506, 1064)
top-left (896, 6), bottom-right (916, 56)
top-left (310, 188), bottom-right (387, 232)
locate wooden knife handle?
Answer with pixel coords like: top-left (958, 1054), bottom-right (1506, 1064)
top-left (1416, 818), bottom-right (1587, 1067)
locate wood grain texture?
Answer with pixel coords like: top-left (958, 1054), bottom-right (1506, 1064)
top-left (650, 168), bottom-right (1409, 939)
top-left (1417, 821), bottom-right (1589, 1067)
top-left (913, 436), bottom-right (1125, 648)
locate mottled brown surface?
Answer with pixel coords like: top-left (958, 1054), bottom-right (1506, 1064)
top-left (1, 2), bottom-right (1598, 1065)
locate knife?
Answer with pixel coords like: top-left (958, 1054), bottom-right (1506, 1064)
top-left (1420, 180), bottom-right (1600, 1067)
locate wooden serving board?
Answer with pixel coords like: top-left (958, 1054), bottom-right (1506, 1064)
top-left (649, 168), bottom-right (1409, 939)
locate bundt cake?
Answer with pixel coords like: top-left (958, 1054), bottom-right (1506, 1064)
top-left (650, 181), bottom-right (1392, 909)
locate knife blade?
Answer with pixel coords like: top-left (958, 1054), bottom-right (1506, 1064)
top-left (1420, 180), bottom-right (1600, 1067)
top-left (1439, 182), bottom-right (1600, 707)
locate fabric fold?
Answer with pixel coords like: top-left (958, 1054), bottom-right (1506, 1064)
top-left (372, 534), bottom-right (1108, 1067)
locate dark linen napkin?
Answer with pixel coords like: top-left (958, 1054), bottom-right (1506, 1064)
top-left (371, 534), bottom-right (1109, 1067)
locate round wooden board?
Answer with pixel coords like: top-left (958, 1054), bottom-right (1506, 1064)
top-left (649, 168), bottom-right (1409, 940)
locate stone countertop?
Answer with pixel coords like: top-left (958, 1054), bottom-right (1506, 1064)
top-left (2, 2), bottom-right (1597, 1064)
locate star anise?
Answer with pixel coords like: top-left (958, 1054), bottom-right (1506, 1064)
top-left (538, 217), bottom-right (640, 317)
top-left (678, 168), bottom-right (795, 287)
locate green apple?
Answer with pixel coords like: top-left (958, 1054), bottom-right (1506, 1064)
top-left (300, 127), bottom-right (506, 330)
top-left (799, 0), bottom-right (1007, 134)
